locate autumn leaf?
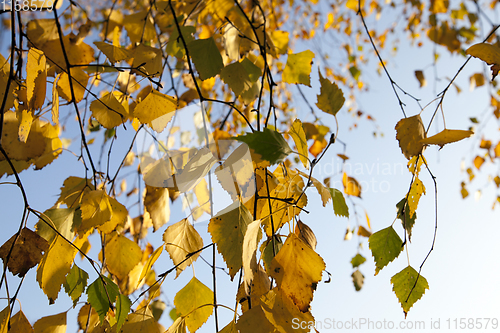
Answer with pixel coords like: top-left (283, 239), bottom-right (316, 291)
top-left (466, 43), bottom-right (500, 79)
top-left (35, 207), bottom-right (76, 244)
top-left (316, 70), bottom-right (345, 116)
top-left (297, 170), bottom-right (331, 206)
top-left (368, 226), bottom-right (403, 275)
top-left (352, 270), bottom-right (364, 291)
top-left (94, 41), bottom-right (131, 63)
top-left (144, 185), bottom-right (171, 231)
top-left (391, 266), bottom-right (429, 317)
top-left (420, 129), bottom-right (474, 148)
top-left (0, 228), bottom-right (49, 277)
top-left (9, 311), bottom-right (33, 332)
top-left (79, 189), bottom-right (112, 232)
top-left (188, 37), bottom-right (224, 80)
top-left (139, 245), bottom-right (162, 286)
top-left (26, 48), bottom-right (47, 111)
top-left (33, 312), bottom-right (66, 333)
top-left (123, 11), bottom-right (156, 43)
top-left (63, 264), bottom-right (88, 307)
top-left (0, 305), bottom-right (9, 333)
top-left (414, 70), bottom-right (426, 87)
top-left (133, 89), bottom-right (177, 130)
top-left (282, 50), bottom-right (315, 86)
top-left (396, 198), bottom-right (416, 241)
top-left (220, 61), bottom-right (254, 96)
top-left (395, 115), bottom-right (426, 159)
top-left (104, 233), bottom-right (142, 280)
top-left (56, 68), bottom-right (89, 103)
top-left (343, 172), bottom-right (362, 197)
top-left (174, 277), bottom-right (214, 332)
top-left (131, 44), bottom-right (163, 77)
top-left (328, 188), bottom-right (349, 217)
top-left (290, 119), bottom-right (309, 169)
top-left (270, 233), bottom-right (325, 312)
top-left (163, 218), bottom-right (203, 278)
top-left (90, 92), bottom-right (128, 129)
top-left (294, 220), bottom-right (317, 250)
top-left (86, 275), bottom-right (120, 322)
top-left (234, 128), bottom-right (292, 165)
top-left (408, 177), bottom-right (426, 218)
top-left (242, 219), bottom-right (262, 291)
top-left (351, 253), bottom-right (366, 268)
top-left (208, 201), bottom-right (254, 280)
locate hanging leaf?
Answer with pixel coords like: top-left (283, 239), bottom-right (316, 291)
top-left (90, 93), bottom-right (128, 129)
top-left (163, 218), bottom-right (203, 278)
top-left (220, 61), bottom-right (253, 96)
top-left (133, 89), bottom-right (177, 127)
top-left (174, 277), bottom-right (214, 332)
top-left (144, 185), bottom-right (171, 231)
top-left (138, 245), bottom-right (162, 286)
top-left (352, 269), bottom-right (364, 291)
top-left (32, 312), bottom-right (66, 333)
top-left (35, 207), bottom-right (76, 244)
top-left (391, 266), bottom-right (429, 317)
top-left (408, 177), bottom-right (426, 218)
top-left (234, 128), bottom-right (292, 165)
top-left (242, 219), bottom-right (262, 291)
top-left (93, 41), bottom-right (131, 63)
top-left (328, 188), bottom-right (349, 217)
top-left (282, 50), bottom-right (315, 86)
top-left (0, 306), bottom-right (9, 333)
top-left (115, 294), bottom-right (132, 331)
top-left (294, 220), bottom-right (317, 250)
top-left (466, 43), bottom-right (500, 79)
top-left (188, 37), bottom-right (224, 80)
top-left (368, 226), bottom-right (403, 275)
top-left (342, 172), bottom-right (362, 197)
top-left (0, 227), bottom-right (49, 277)
top-left (9, 310), bottom-right (33, 333)
top-left (63, 264), bottom-right (89, 307)
top-left (420, 129), bottom-right (474, 148)
top-left (26, 48), bottom-right (47, 111)
top-left (316, 70), bottom-right (345, 116)
top-left (86, 276), bottom-right (120, 322)
top-left (104, 233), bottom-right (142, 280)
top-left (208, 201), bottom-right (254, 280)
top-left (270, 233), bottom-right (325, 312)
top-left (414, 70), bottom-right (426, 87)
top-left (395, 115), bottom-right (426, 159)
top-left (350, 253), bottom-right (366, 268)
top-left (396, 198), bottom-right (416, 241)
top-left (296, 170), bottom-right (331, 206)
top-left (289, 119), bottom-right (309, 169)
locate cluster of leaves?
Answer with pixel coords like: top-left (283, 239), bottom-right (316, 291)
top-left (1, 0), bottom-right (500, 331)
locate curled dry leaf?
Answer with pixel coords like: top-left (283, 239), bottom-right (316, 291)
top-left (395, 115), bottom-right (426, 159)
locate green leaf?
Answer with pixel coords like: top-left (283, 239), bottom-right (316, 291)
top-left (188, 37), bottom-right (224, 80)
top-left (35, 207), bottom-right (76, 244)
top-left (368, 226), bottom-right (403, 275)
top-left (63, 264), bottom-right (89, 307)
top-left (234, 128), bottom-right (292, 165)
top-left (391, 266), bottom-right (429, 317)
top-left (240, 57), bottom-right (262, 82)
top-left (282, 50), bottom-right (315, 86)
top-left (174, 277), bottom-right (214, 332)
top-left (208, 201), bottom-right (253, 279)
top-left (86, 276), bottom-right (119, 323)
top-left (328, 188), bottom-right (349, 217)
top-left (316, 70), bottom-right (345, 116)
top-left (350, 253), bottom-right (366, 268)
top-left (116, 294), bottom-right (132, 331)
top-left (396, 198), bottom-right (416, 242)
top-left (220, 62), bottom-right (253, 96)
top-left (166, 26), bottom-right (196, 58)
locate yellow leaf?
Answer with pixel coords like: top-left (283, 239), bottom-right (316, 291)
top-left (163, 218), bottom-right (203, 278)
top-left (0, 227), bottom-right (49, 277)
top-left (98, 195), bottom-right (128, 234)
top-left (395, 115), bottom-right (426, 159)
top-left (18, 108), bottom-right (34, 144)
top-left (0, 111), bottom-right (45, 161)
top-left (242, 219), bottom-right (262, 291)
top-left (430, 0), bottom-right (449, 13)
top-left (56, 68), bottom-right (89, 103)
top-left (39, 35), bottom-right (94, 72)
top-left (270, 233), bottom-right (325, 312)
top-left (235, 303), bottom-right (275, 333)
top-left (104, 234), bottom-right (142, 280)
top-left (26, 48), bottom-right (47, 110)
top-left (194, 178), bottom-right (211, 215)
top-left (470, 73), bottom-right (485, 90)
top-left (165, 317), bottom-right (187, 333)
top-left (131, 44), bottom-right (163, 77)
top-left (294, 220), bottom-right (317, 250)
top-left (9, 310), bottom-right (34, 333)
top-left (420, 129), bottom-right (474, 148)
top-left (408, 155), bottom-right (425, 177)
top-left (357, 225), bottom-right (372, 237)
top-left (343, 172), bottom-right (362, 197)
top-left (289, 119), bottom-right (309, 169)
top-left (94, 41), bottom-right (131, 63)
top-left (26, 19), bottom-right (59, 49)
top-left (37, 235), bottom-right (85, 304)
top-left (473, 155), bottom-right (485, 169)
top-left (415, 70), bottom-right (426, 87)
top-left (174, 277), bottom-right (213, 333)
top-left (123, 11), bottom-right (156, 44)
top-left (90, 93), bottom-right (128, 129)
top-left (296, 170), bottom-right (331, 206)
top-left (57, 176), bottom-right (94, 208)
top-left (408, 178), bottom-right (425, 218)
top-left (144, 185), bottom-right (171, 231)
top-left (466, 43), bottom-right (500, 79)
top-left (51, 76), bottom-right (59, 124)
top-left (0, 305), bottom-right (9, 333)
top-left (133, 90), bottom-right (177, 129)
top-left (139, 246), bottom-right (162, 286)
top-left (79, 190), bottom-right (112, 232)
top-left (282, 50), bottom-right (315, 87)
top-left (260, 288), bottom-right (314, 333)
top-left (33, 312), bottom-right (66, 333)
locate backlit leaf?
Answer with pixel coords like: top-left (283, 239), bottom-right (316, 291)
top-left (208, 201), bottom-right (253, 280)
top-left (123, 11), bottom-right (156, 44)
top-left (328, 188), bottom-right (349, 217)
top-left (35, 207), bottom-right (76, 244)
top-left (242, 219), bottom-right (262, 290)
top-left (133, 89), bottom-right (177, 127)
top-left (166, 317), bottom-right (187, 333)
top-left (396, 198), bottom-right (416, 241)
top-left (408, 177), bottom-right (425, 218)
top-left (220, 61), bottom-right (253, 96)
top-left (297, 170), bottom-right (330, 206)
top-left (342, 172), bottom-right (362, 197)
top-left (282, 50), bottom-right (315, 86)
top-left (270, 233), bottom-right (325, 312)
top-left (0, 306), bottom-right (9, 333)
top-left (294, 220), bottom-right (317, 250)
top-left (368, 226), bottom-right (403, 275)
top-left (466, 43), bottom-right (500, 79)
top-left (79, 190), bottom-right (112, 232)
top-left (188, 37), bottom-right (224, 80)
top-left (234, 128), bottom-right (292, 165)
top-left (105, 233), bottom-right (142, 280)
top-left (93, 41), bottom-right (131, 63)
top-left (174, 277), bottom-right (214, 332)
top-left (9, 310), bottom-right (33, 333)
top-left (26, 48), bottom-right (47, 111)
top-left (0, 227), bottom-right (49, 277)
top-left (420, 129), bottom-right (474, 148)
top-left (86, 276), bottom-right (119, 322)
top-left (395, 115), bottom-right (426, 159)
top-left (163, 218), bottom-right (203, 278)
top-left (139, 245), bottom-right (162, 286)
top-left (290, 119), bottom-right (309, 169)
top-left (414, 70), bottom-right (426, 87)
top-left (90, 93), bottom-right (128, 129)
top-left (33, 312), bottom-right (66, 333)
top-left (351, 253), bottom-right (366, 268)
top-left (144, 185), bottom-right (171, 231)
top-left (316, 70), bottom-right (345, 116)
top-left (63, 264), bottom-right (88, 307)
top-left (56, 68), bottom-right (89, 103)
top-left (131, 44), bottom-right (163, 77)
top-left (391, 266), bottom-right (429, 317)
top-left (116, 294), bottom-right (132, 331)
